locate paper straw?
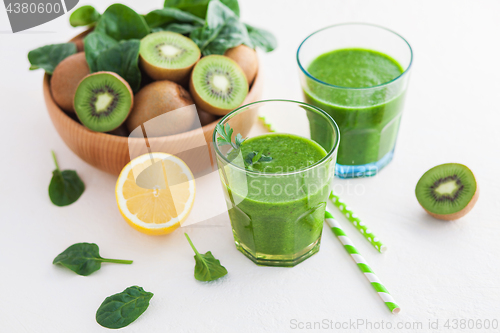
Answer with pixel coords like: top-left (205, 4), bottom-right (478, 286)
top-left (325, 211), bottom-right (400, 314)
top-left (329, 192), bottom-right (387, 253)
top-left (258, 116), bottom-right (275, 132)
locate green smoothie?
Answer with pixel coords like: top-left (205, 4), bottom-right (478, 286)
top-left (220, 133), bottom-right (333, 266)
top-left (304, 48), bottom-right (407, 173)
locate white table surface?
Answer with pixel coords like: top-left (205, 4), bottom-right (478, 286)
top-left (1, 1), bottom-right (500, 332)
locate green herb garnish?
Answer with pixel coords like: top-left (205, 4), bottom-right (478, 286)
top-left (185, 233), bottom-right (228, 282)
top-left (215, 122), bottom-right (245, 150)
top-left (49, 151), bottom-right (85, 207)
top-left (96, 286), bottom-right (153, 329)
top-left (216, 124), bottom-right (272, 169)
top-left (244, 150), bottom-right (272, 168)
top-left (53, 242), bottom-right (133, 276)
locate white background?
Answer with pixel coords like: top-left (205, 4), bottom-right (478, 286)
top-left (1, 1), bottom-right (500, 332)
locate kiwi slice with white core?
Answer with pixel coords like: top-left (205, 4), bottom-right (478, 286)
top-left (415, 163), bottom-right (479, 220)
top-left (189, 55), bottom-right (248, 115)
top-left (139, 31), bottom-right (200, 82)
top-left (74, 72), bottom-right (133, 132)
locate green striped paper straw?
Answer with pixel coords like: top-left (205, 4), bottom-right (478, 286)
top-left (329, 192), bottom-right (387, 253)
top-left (325, 211), bottom-right (400, 314)
top-left (258, 116), bottom-right (275, 132)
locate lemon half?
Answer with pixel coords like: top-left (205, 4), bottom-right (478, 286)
top-left (116, 153), bottom-right (195, 235)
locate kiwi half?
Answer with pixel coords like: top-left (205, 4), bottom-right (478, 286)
top-left (139, 31), bottom-right (200, 82)
top-left (51, 53), bottom-right (90, 112)
top-left (415, 163), bottom-right (479, 220)
top-left (74, 72), bottom-right (133, 132)
top-left (189, 55), bottom-right (248, 116)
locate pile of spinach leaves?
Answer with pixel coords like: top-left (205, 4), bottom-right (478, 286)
top-left (28, 0), bottom-right (276, 94)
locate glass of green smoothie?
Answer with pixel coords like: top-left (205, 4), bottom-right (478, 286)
top-left (297, 23), bottom-right (413, 178)
top-left (213, 100), bottom-right (339, 267)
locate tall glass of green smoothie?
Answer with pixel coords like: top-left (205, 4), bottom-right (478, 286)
top-left (297, 23), bottom-right (413, 178)
top-left (213, 100), bottom-right (339, 267)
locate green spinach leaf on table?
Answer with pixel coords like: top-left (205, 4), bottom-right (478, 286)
top-left (95, 4), bottom-right (150, 41)
top-left (48, 151), bottom-right (84, 207)
top-left (96, 286), bottom-right (153, 329)
top-left (28, 43), bottom-right (77, 74)
top-left (69, 5), bottom-right (101, 27)
top-left (53, 242), bottom-right (133, 276)
top-left (185, 233), bottom-right (228, 281)
top-left (95, 40), bottom-right (142, 93)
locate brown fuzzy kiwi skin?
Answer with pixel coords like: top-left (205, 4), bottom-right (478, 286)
top-left (189, 56), bottom-right (248, 116)
top-left (73, 38), bottom-right (84, 52)
top-left (73, 71), bottom-right (134, 131)
top-left (126, 80), bottom-right (196, 137)
top-left (139, 52), bottom-right (200, 83)
top-left (422, 186), bottom-right (479, 221)
top-left (197, 109), bottom-right (219, 126)
top-left (51, 53), bottom-right (90, 112)
top-left (224, 45), bottom-right (258, 85)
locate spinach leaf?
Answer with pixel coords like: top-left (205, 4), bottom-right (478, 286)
top-left (164, 0), bottom-right (239, 18)
top-left (190, 0), bottom-right (251, 55)
top-left (152, 22), bottom-right (202, 34)
top-left (246, 23), bottom-right (277, 52)
top-left (28, 43), bottom-right (77, 75)
top-left (144, 7), bottom-right (204, 29)
top-left (83, 31), bottom-right (118, 72)
top-left (95, 40), bottom-right (142, 93)
top-left (53, 242), bottom-right (133, 276)
top-left (96, 286), bottom-right (153, 329)
top-left (69, 5), bottom-right (100, 27)
top-left (185, 233), bottom-right (228, 282)
top-left (49, 151), bottom-right (85, 207)
top-left (95, 4), bottom-right (150, 41)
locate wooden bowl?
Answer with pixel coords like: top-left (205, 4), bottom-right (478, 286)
top-left (43, 33), bottom-right (263, 175)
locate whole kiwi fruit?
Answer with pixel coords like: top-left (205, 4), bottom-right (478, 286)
top-left (73, 72), bottom-right (134, 132)
top-left (126, 80), bottom-right (196, 137)
top-left (51, 53), bottom-right (90, 112)
top-left (73, 38), bottom-right (84, 52)
top-left (224, 44), bottom-right (258, 85)
top-left (197, 109), bottom-right (219, 126)
top-left (415, 163), bottom-right (479, 220)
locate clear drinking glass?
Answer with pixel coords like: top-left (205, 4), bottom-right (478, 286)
top-left (297, 23), bottom-right (413, 178)
top-left (213, 100), bottom-right (339, 267)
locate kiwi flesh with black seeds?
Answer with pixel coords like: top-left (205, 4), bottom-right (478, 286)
top-left (189, 55), bottom-right (248, 116)
top-left (73, 72), bottom-right (133, 133)
top-left (415, 163), bottom-right (479, 220)
top-left (51, 52), bottom-right (90, 112)
top-left (139, 31), bottom-right (201, 83)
